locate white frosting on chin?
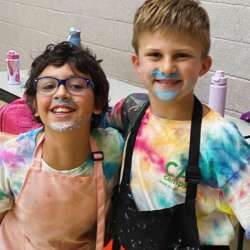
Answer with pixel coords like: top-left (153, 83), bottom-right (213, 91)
top-left (49, 121), bottom-right (81, 132)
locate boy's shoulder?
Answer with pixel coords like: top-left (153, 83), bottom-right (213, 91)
top-left (0, 133), bottom-right (16, 144)
top-left (201, 107), bottom-right (249, 149)
top-left (202, 106), bottom-right (242, 134)
top-left (92, 127), bottom-right (124, 150)
top-left (93, 126), bottom-right (122, 136)
top-left (0, 128), bottom-right (41, 159)
top-left (121, 93), bottom-right (149, 133)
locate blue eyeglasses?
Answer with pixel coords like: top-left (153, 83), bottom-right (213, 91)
top-left (33, 76), bottom-right (94, 96)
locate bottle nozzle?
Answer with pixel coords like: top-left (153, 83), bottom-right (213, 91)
top-left (240, 111), bottom-right (250, 122)
top-left (6, 50), bottom-right (20, 59)
top-left (211, 70), bottom-right (227, 86)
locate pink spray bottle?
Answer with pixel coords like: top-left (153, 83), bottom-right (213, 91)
top-left (6, 50), bottom-right (21, 85)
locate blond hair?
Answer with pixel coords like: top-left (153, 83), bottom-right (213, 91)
top-left (132, 0), bottom-right (210, 57)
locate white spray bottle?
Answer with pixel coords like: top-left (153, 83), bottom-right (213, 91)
top-left (208, 70), bottom-right (227, 117)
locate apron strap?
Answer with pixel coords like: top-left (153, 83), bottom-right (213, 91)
top-left (90, 136), bottom-right (106, 250)
top-left (121, 100), bottom-right (150, 187)
top-left (32, 132), bottom-right (45, 168)
top-left (185, 96), bottom-right (202, 202)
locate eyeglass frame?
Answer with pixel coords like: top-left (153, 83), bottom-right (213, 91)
top-left (33, 76), bottom-right (94, 96)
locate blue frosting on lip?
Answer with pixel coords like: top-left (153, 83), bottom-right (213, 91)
top-left (152, 70), bottom-right (179, 101)
top-left (152, 70), bottom-right (179, 79)
top-left (154, 89), bottom-right (178, 101)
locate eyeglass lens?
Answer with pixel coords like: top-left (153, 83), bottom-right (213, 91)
top-left (36, 77), bottom-right (91, 95)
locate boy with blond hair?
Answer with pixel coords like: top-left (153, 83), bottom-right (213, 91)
top-left (105, 0), bottom-right (250, 249)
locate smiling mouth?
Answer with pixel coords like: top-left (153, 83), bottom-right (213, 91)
top-left (154, 79), bottom-right (182, 85)
top-left (50, 106), bottom-right (76, 114)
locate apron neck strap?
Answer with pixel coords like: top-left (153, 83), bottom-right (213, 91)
top-left (185, 96), bottom-right (202, 202)
top-left (32, 133), bottom-right (45, 167)
top-left (121, 101), bottom-right (149, 186)
top-left (89, 136), bottom-right (106, 250)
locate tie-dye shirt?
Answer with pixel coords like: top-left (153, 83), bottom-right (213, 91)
top-left (109, 99), bottom-right (250, 245)
top-left (0, 127), bottom-right (124, 213)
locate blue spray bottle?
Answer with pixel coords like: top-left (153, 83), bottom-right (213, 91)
top-left (67, 27), bottom-right (81, 47)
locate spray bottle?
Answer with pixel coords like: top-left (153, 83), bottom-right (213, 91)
top-left (208, 70), bottom-right (227, 117)
top-left (67, 27), bottom-right (81, 47)
top-left (6, 50), bottom-right (21, 85)
top-left (240, 111), bottom-right (250, 123)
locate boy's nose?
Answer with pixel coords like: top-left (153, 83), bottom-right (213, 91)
top-left (160, 59), bottom-right (176, 75)
top-left (54, 85), bottom-right (71, 98)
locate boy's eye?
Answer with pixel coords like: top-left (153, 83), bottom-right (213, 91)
top-left (146, 52), bottom-right (162, 59)
top-left (175, 53), bottom-right (192, 60)
top-left (69, 83), bottom-right (85, 90)
top-left (67, 78), bottom-right (88, 91)
top-left (43, 84), bottom-right (56, 90)
top-left (39, 81), bottom-right (57, 91)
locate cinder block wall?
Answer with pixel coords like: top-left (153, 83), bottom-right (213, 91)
top-left (0, 0), bottom-right (249, 118)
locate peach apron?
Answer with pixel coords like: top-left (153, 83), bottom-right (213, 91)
top-left (0, 133), bottom-right (106, 250)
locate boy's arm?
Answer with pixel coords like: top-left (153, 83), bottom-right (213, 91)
top-left (205, 118), bottom-right (250, 233)
top-left (221, 143), bottom-right (250, 232)
top-left (0, 142), bottom-right (15, 219)
top-left (102, 93), bottom-right (149, 135)
top-left (0, 211), bottom-right (6, 223)
top-left (221, 171), bottom-right (250, 241)
top-left (0, 170), bottom-right (13, 217)
top-left (104, 99), bottom-right (126, 131)
top-left (0, 132), bottom-right (15, 143)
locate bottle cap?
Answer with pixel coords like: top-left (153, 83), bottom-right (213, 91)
top-left (69, 27), bottom-right (80, 35)
top-left (240, 111), bottom-right (250, 122)
top-left (211, 70), bottom-right (227, 85)
top-left (67, 27), bottom-right (81, 46)
top-left (6, 50), bottom-right (20, 60)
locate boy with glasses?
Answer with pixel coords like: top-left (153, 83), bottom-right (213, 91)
top-left (0, 41), bottom-right (124, 250)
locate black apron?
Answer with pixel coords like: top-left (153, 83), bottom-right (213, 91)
top-left (108, 96), bottom-right (229, 250)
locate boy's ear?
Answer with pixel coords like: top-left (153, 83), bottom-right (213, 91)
top-left (199, 56), bottom-right (212, 76)
top-left (32, 99), bottom-right (39, 117)
top-left (93, 109), bottom-right (102, 115)
top-left (93, 105), bottom-right (102, 115)
top-left (131, 53), bottom-right (141, 73)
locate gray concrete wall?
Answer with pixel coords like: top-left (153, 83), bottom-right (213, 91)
top-left (0, 1), bottom-right (249, 248)
top-left (0, 0), bottom-right (249, 118)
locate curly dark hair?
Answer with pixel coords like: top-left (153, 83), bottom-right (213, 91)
top-left (25, 41), bottom-right (109, 129)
